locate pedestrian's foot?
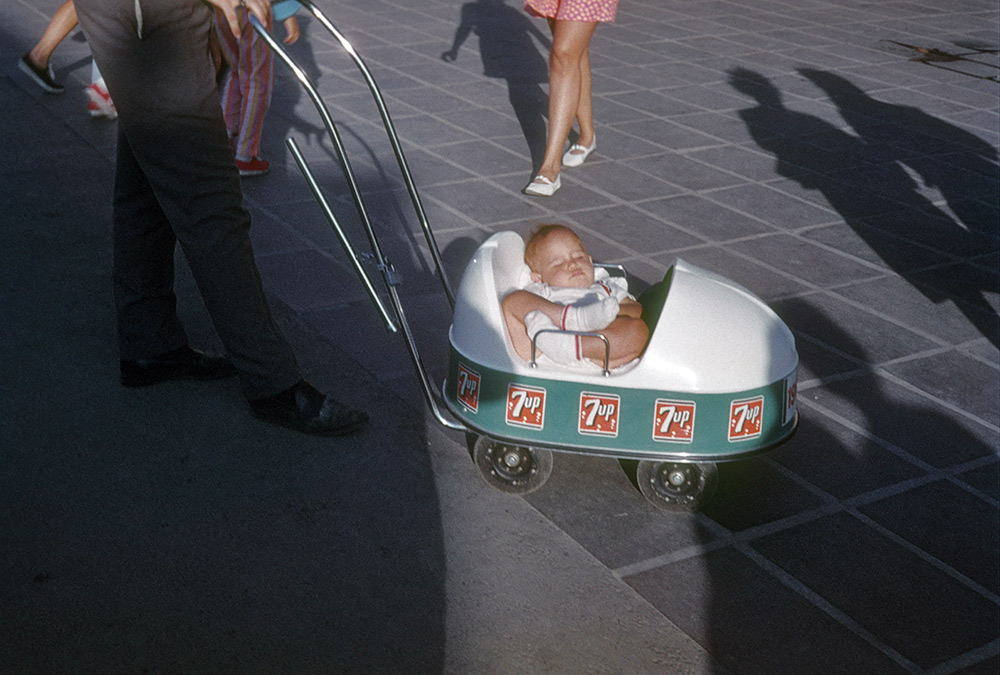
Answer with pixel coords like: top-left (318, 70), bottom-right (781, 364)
top-left (236, 156), bottom-right (270, 177)
top-left (120, 346), bottom-right (237, 387)
top-left (524, 173), bottom-right (561, 197)
top-left (85, 81), bottom-right (117, 120)
top-left (562, 135), bottom-right (596, 167)
top-left (18, 53), bottom-right (64, 93)
top-left (250, 380), bottom-right (368, 436)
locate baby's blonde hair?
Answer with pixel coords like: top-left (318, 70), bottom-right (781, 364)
top-left (524, 224), bottom-right (581, 272)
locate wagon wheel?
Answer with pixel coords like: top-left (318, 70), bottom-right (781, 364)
top-left (473, 436), bottom-right (553, 494)
top-left (636, 461), bottom-right (718, 512)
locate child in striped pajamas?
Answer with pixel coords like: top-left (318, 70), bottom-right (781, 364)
top-left (214, 1), bottom-right (302, 177)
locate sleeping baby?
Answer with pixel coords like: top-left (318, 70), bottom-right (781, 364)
top-left (501, 224), bottom-right (648, 368)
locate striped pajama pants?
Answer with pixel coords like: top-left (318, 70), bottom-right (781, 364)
top-left (214, 8), bottom-right (274, 161)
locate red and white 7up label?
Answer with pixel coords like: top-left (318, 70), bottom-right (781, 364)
top-left (783, 373), bottom-right (797, 425)
top-left (456, 363), bottom-right (481, 413)
top-left (506, 383), bottom-right (546, 430)
top-left (579, 392), bottom-right (620, 437)
top-left (652, 399), bottom-right (695, 443)
top-left (729, 396), bottom-right (764, 441)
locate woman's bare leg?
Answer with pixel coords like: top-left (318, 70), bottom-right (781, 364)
top-left (572, 46), bottom-right (594, 150)
top-left (28, 0), bottom-right (78, 69)
top-left (534, 19), bottom-right (598, 183)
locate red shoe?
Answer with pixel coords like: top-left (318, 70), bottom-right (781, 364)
top-left (235, 156), bottom-right (270, 177)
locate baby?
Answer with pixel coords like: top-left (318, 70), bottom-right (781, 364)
top-left (501, 225), bottom-right (648, 368)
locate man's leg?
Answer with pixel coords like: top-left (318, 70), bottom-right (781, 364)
top-left (111, 128), bottom-right (187, 360)
top-left (75, 0), bottom-right (367, 434)
top-left (76, 0), bottom-right (300, 400)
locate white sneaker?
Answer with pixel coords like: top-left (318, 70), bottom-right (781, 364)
top-left (85, 80), bottom-right (117, 120)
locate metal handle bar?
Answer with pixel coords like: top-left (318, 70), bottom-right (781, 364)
top-left (295, 1), bottom-right (455, 308)
top-left (249, 12), bottom-right (466, 432)
top-left (287, 138), bottom-right (397, 332)
top-left (530, 329), bottom-right (612, 376)
top-left (249, 14), bottom-right (394, 277)
top-left (594, 262), bottom-right (628, 278)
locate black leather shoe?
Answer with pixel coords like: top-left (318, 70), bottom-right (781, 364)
top-left (250, 380), bottom-right (368, 436)
top-left (120, 346), bottom-right (237, 387)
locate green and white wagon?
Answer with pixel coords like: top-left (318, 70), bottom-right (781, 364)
top-left (443, 232), bottom-right (798, 510)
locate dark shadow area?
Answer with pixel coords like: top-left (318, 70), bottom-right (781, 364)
top-left (442, 235), bottom-right (483, 288)
top-left (0, 31), bottom-right (447, 673)
top-left (798, 68), bottom-right (999, 238)
top-left (442, 0), bottom-right (551, 170)
top-left (689, 296), bottom-right (999, 673)
top-left (728, 67), bottom-right (999, 348)
top-left (264, 15), bottom-right (444, 285)
top-left (261, 15), bottom-right (327, 153)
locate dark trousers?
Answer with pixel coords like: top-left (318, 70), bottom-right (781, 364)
top-left (75, 0), bottom-right (301, 399)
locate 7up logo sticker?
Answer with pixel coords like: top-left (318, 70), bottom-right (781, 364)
top-left (729, 396), bottom-right (764, 442)
top-left (579, 392), bottom-right (620, 437)
top-left (653, 399), bottom-right (695, 443)
top-left (506, 384), bottom-right (546, 430)
top-left (456, 364), bottom-right (480, 413)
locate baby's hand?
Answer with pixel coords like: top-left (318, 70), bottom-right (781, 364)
top-left (561, 294), bottom-right (619, 332)
top-left (525, 311), bottom-right (580, 364)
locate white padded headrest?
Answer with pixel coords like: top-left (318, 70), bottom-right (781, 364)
top-left (515, 264), bottom-right (533, 289)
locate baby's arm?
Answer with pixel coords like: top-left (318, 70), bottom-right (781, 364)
top-left (593, 276), bottom-right (642, 318)
top-left (502, 289), bottom-right (646, 367)
top-left (502, 289), bottom-right (567, 330)
top-left (619, 297), bottom-right (643, 318)
top-left (502, 290), bottom-right (565, 361)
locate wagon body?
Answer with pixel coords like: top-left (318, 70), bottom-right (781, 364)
top-left (443, 232), bottom-right (798, 462)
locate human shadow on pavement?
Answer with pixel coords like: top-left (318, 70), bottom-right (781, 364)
top-left (259, 15), bottom-right (328, 158)
top-left (261, 15), bottom-right (445, 287)
top-left (686, 296), bottom-right (1000, 673)
top-left (799, 68), bottom-right (999, 237)
top-left (728, 68), bottom-right (999, 348)
top-left (441, 0), bottom-right (551, 170)
top-left (0, 51), bottom-right (447, 674)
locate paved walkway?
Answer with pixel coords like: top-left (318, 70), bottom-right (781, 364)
top-left (2, 0), bottom-right (998, 673)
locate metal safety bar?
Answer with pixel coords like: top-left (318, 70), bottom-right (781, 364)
top-left (293, 1), bottom-right (455, 308)
top-left (286, 138), bottom-right (397, 332)
top-left (248, 12), bottom-right (466, 431)
top-left (530, 329), bottom-right (612, 376)
top-left (248, 14), bottom-right (391, 296)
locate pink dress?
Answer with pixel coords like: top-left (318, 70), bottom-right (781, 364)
top-left (524, 0), bottom-right (618, 22)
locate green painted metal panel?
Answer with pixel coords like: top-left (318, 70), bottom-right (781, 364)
top-left (445, 345), bottom-right (797, 462)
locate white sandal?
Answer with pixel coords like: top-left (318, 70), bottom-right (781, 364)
top-left (524, 174), bottom-right (561, 197)
top-left (562, 136), bottom-right (596, 167)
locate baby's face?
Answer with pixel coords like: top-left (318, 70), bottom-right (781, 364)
top-left (530, 230), bottom-right (595, 288)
